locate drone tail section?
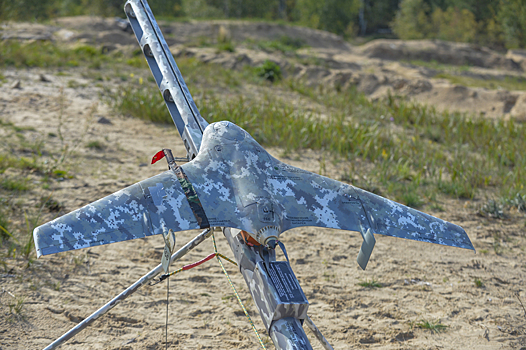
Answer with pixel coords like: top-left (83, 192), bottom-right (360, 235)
top-left (33, 171), bottom-right (200, 258)
top-left (124, 0), bottom-right (208, 160)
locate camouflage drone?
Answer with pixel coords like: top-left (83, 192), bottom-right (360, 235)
top-left (35, 1), bottom-right (474, 349)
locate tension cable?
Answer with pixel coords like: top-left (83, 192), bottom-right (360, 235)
top-left (153, 233), bottom-right (266, 349)
top-left (212, 233), bottom-right (267, 350)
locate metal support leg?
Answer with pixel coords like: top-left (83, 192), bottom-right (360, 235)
top-left (44, 229), bottom-right (212, 350)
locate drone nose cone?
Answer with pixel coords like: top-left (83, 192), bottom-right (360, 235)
top-left (213, 121), bottom-right (246, 142)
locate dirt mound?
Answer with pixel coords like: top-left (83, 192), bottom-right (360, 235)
top-left (53, 16), bottom-right (122, 33)
top-left (3, 17), bottom-right (526, 120)
top-left (50, 17), bottom-right (351, 50)
top-left (359, 39), bottom-right (522, 71)
top-left (0, 22), bottom-right (59, 41)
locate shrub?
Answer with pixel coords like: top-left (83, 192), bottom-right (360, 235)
top-left (256, 60), bottom-right (282, 82)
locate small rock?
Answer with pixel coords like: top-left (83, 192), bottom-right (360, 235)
top-left (359, 335), bottom-right (378, 344)
top-left (11, 80), bottom-right (21, 89)
top-left (121, 337), bottom-right (136, 345)
top-left (97, 116), bottom-right (113, 125)
top-left (39, 74), bottom-right (51, 83)
top-left (394, 331), bottom-right (414, 342)
top-left (64, 311), bottom-right (84, 323)
top-left (46, 306), bottom-right (64, 314)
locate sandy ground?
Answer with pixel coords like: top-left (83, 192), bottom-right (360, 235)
top-left (1, 20), bottom-right (526, 350)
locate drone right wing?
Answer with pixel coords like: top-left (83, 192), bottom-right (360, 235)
top-left (33, 171), bottom-right (201, 257)
top-left (272, 162), bottom-right (474, 251)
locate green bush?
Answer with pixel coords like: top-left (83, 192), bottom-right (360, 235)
top-left (255, 60), bottom-right (282, 82)
top-left (391, 0), bottom-right (432, 40)
top-left (431, 7), bottom-right (477, 43)
top-left (498, 0), bottom-right (526, 48)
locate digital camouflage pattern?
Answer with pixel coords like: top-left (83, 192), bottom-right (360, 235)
top-left (34, 1), bottom-right (474, 349)
top-left (250, 260), bottom-right (309, 331)
top-left (269, 317), bottom-right (313, 350)
top-left (34, 120), bottom-right (473, 257)
top-left (125, 0), bottom-right (208, 159)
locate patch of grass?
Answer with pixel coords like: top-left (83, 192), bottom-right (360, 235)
top-left (436, 73), bottom-right (526, 91)
top-left (0, 41), bottom-right (108, 68)
top-left (403, 59), bottom-right (471, 72)
top-left (415, 319), bottom-right (448, 333)
top-left (0, 205), bottom-right (14, 242)
top-left (8, 297), bottom-right (25, 315)
top-left (86, 140), bottom-right (105, 150)
top-left (474, 278), bottom-right (484, 288)
top-left (67, 80), bottom-right (82, 88)
top-left (479, 199), bottom-right (505, 219)
top-left (0, 177), bottom-right (30, 192)
top-left (216, 41), bottom-right (235, 53)
top-left (358, 278), bottom-right (383, 288)
top-left (255, 60), bottom-right (282, 82)
top-left (21, 205), bottom-right (45, 261)
top-left (248, 36), bottom-right (305, 54)
top-left (40, 196), bottom-right (63, 212)
top-left (507, 193), bottom-right (526, 213)
top-left (106, 85), bottom-right (171, 123)
top-left (109, 55), bottom-right (526, 205)
top-left (126, 57), bottom-right (148, 69)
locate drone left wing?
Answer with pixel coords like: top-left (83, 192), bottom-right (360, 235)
top-left (33, 171), bottom-right (201, 257)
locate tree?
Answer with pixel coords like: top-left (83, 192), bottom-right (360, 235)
top-left (498, 0), bottom-right (526, 48)
top-left (431, 7), bottom-right (477, 43)
top-left (391, 0), bottom-right (432, 39)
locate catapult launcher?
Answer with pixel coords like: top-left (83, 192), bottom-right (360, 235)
top-left (34, 1), bottom-right (474, 348)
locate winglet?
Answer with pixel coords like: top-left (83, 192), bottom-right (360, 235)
top-left (357, 228), bottom-right (376, 270)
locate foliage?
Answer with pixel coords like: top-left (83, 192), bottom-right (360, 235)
top-left (435, 73), bottom-right (526, 91)
top-left (107, 55), bottom-right (526, 205)
top-left (479, 199), bottom-right (505, 219)
top-left (251, 36), bottom-right (306, 54)
top-left (0, 0), bottom-right (183, 21)
top-left (1, 0), bottom-right (525, 49)
top-left (498, 0), bottom-right (526, 49)
top-left (415, 319), bottom-right (448, 333)
top-left (508, 193), bottom-right (526, 213)
top-left (392, 0), bottom-right (516, 48)
top-left (391, 0), bottom-right (432, 40)
top-left (431, 7), bottom-right (477, 43)
top-left (358, 278), bottom-right (383, 288)
top-left (0, 41), bottom-right (107, 68)
top-left (255, 60), bottom-right (282, 82)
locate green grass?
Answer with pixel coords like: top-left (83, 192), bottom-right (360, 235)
top-left (246, 36), bottom-right (306, 54)
top-left (474, 278), bottom-right (484, 288)
top-left (8, 297), bottom-right (25, 315)
top-left (507, 193), bottom-right (526, 213)
top-left (86, 140), bottom-right (105, 150)
top-left (415, 319), bottom-right (448, 333)
top-left (0, 178), bottom-right (30, 192)
top-left (216, 41), bottom-right (236, 53)
top-left (107, 61), bottom-right (526, 205)
top-left (0, 41), bottom-right (109, 68)
top-left (403, 59), bottom-right (471, 72)
top-left (479, 199), bottom-right (505, 219)
top-left (436, 73), bottom-right (526, 91)
top-left (358, 278), bottom-right (383, 288)
top-left (255, 60), bottom-right (282, 82)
